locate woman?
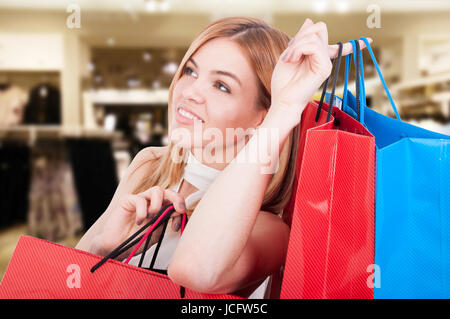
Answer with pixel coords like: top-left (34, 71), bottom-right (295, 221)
top-left (76, 17), bottom-right (370, 298)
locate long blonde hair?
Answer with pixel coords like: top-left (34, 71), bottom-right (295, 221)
top-left (133, 16), bottom-right (300, 218)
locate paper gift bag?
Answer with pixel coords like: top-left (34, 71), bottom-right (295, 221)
top-left (0, 205), bottom-right (242, 299)
top-left (339, 37), bottom-right (450, 298)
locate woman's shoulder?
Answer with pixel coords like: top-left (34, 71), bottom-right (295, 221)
top-left (122, 146), bottom-right (168, 183)
top-left (134, 146), bottom-right (168, 163)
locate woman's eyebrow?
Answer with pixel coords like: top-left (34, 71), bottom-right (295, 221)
top-left (188, 57), bottom-right (242, 88)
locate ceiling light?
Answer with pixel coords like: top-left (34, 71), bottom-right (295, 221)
top-left (336, 1), bottom-right (349, 13)
top-left (143, 51), bottom-right (152, 62)
top-left (145, 0), bottom-right (157, 12)
top-left (313, 1), bottom-right (327, 14)
top-left (145, 0), bottom-right (170, 13)
top-left (162, 61), bottom-right (178, 75)
top-left (107, 37), bottom-right (115, 46)
top-left (159, 1), bottom-right (170, 12)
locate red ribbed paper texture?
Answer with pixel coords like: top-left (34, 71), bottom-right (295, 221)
top-left (0, 236), bottom-right (241, 299)
top-left (280, 101), bottom-right (375, 299)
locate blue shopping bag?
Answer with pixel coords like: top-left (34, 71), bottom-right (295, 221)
top-left (329, 38), bottom-right (450, 298)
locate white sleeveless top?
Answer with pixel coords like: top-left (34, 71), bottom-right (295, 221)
top-left (127, 151), bottom-right (271, 299)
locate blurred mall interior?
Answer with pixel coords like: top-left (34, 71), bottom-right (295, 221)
top-left (1, 0), bottom-right (450, 278)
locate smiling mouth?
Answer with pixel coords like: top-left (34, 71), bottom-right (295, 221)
top-left (177, 106), bottom-right (204, 123)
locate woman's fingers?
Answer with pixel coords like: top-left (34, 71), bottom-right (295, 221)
top-left (297, 18), bottom-right (314, 36)
top-left (284, 33), bottom-right (331, 77)
top-left (171, 214), bottom-right (183, 232)
top-left (286, 21), bottom-right (373, 66)
top-left (162, 189), bottom-right (186, 214)
top-left (290, 21), bottom-right (328, 47)
top-left (135, 186), bottom-right (186, 226)
top-left (160, 189), bottom-right (186, 232)
top-left (135, 195), bottom-right (149, 225)
top-left (289, 36), bottom-right (374, 61)
top-left (119, 194), bottom-right (148, 226)
top-left (289, 42), bottom-right (332, 79)
top-left (286, 19), bottom-right (327, 60)
top-left (146, 186), bottom-right (164, 216)
top-left (287, 18), bottom-right (373, 60)
top-left (286, 34), bottom-right (324, 62)
top-left (328, 38), bottom-right (373, 58)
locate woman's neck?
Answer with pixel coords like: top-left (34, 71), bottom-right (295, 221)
top-left (190, 147), bottom-right (229, 171)
top-left (190, 137), bottom-right (252, 170)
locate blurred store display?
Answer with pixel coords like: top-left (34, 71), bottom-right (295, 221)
top-left (23, 82), bottom-right (61, 125)
top-left (27, 142), bottom-right (83, 241)
top-left (392, 73), bottom-right (450, 121)
top-left (0, 126), bottom-right (121, 241)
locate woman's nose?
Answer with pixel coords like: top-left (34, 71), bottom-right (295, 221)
top-left (181, 80), bottom-right (206, 104)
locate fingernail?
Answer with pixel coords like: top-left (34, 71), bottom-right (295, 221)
top-left (179, 203), bottom-right (186, 211)
top-left (137, 220), bottom-right (142, 226)
top-left (173, 220), bottom-right (180, 231)
top-left (282, 51), bottom-right (289, 61)
top-left (288, 38), bottom-right (294, 46)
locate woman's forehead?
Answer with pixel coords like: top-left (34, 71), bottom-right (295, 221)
top-left (190, 38), bottom-right (255, 83)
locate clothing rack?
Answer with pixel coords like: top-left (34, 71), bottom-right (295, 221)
top-left (0, 125), bottom-right (121, 234)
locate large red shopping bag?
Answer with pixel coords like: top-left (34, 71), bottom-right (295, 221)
top-left (0, 205), bottom-right (241, 299)
top-left (279, 43), bottom-right (376, 299)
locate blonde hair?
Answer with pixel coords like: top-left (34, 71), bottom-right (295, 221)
top-left (133, 16), bottom-right (300, 218)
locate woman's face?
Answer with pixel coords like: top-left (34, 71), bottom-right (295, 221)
top-left (170, 38), bottom-right (267, 156)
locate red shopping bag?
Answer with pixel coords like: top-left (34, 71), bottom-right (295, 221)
top-left (279, 43), bottom-right (375, 299)
top-left (279, 101), bottom-right (375, 299)
top-left (0, 205), bottom-right (241, 299)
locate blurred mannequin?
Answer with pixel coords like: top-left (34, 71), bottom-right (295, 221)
top-left (0, 84), bottom-right (29, 126)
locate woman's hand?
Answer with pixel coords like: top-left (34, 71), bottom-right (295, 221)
top-left (96, 186), bottom-right (186, 256)
top-left (268, 18), bottom-right (372, 131)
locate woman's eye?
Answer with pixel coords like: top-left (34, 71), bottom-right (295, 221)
top-left (182, 66), bottom-right (231, 94)
top-left (215, 81), bottom-right (230, 94)
top-left (182, 66), bottom-right (196, 76)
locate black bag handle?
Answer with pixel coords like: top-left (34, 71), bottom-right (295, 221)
top-left (315, 41), bottom-right (343, 123)
top-left (90, 203), bottom-right (175, 273)
top-left (149, 219), bottom-right (169, 269)
top-left (147, 213), bottom-right (189, 298)
top-left (138, 213), bottom-right (188, 298)
top-left (90, 204), bottom-right (187, 298)
top-left (137, 212), bottom-right (187, 271)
